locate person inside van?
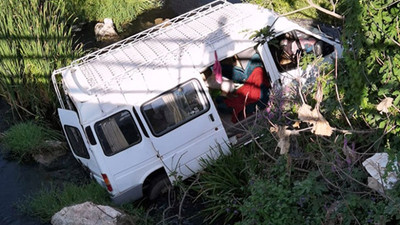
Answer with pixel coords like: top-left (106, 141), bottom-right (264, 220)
top-left (212, 52), bottom-right (271, 122)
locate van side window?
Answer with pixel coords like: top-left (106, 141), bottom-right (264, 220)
top-left (142, 79), bottom-right (209, 136)
top-left (268, 30), bottom-right (334, 72)
top-left (95, 110), bottom-right (141, 156)
top-left (64, 125), bottom-right (90, 159)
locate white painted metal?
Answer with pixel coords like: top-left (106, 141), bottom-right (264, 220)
top-left (57, 109), bottom-right (101, 178)
top-left (53, 0), bottom-right (343, 203)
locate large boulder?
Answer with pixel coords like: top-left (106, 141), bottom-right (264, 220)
top-left (51, 201), bottom-right (123, 225)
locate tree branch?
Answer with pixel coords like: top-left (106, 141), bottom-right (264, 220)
top-left (307, 0), bottom-right (344, 19)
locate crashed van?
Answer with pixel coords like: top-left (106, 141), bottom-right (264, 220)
top-left (52, 0), bottom-right (342, 203)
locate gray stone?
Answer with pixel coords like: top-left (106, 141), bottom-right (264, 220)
top-left (51, 201), bottom-right (123, 225)
top-left (33, 140), bottom-right (67, 167)
top-left (94, 18), bottom-right (119, 42)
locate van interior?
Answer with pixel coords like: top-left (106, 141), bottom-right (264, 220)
top-left (201, 46), bottom-right (271, 145)
top-left (268, 30), bottom-right (335, 72)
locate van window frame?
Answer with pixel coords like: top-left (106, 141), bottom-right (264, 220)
top-left (141, 79), bottom-right (210, 137)
top-left (64, 125), bottom-right (90, 159)
top-left (268, 29), bottom-right (334, 72)
top-left (94, 110), bottom-right (142, 156)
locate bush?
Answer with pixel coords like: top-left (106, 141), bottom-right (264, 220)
top-left (238, 173), bottom-right (328, 225)
top-left (65, 0), bottom-right (162, 32)
top-left (0, 121), bottom-right (60, 161)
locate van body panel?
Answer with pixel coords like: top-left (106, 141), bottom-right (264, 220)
top-left (89, 108), bottom-right (162, 196)
top-left (111, 183), bottom-right (143, 205)
top-left (52, 0), bottom-right (343, 203)
top-left (57, 109), bottom-right (102, 178)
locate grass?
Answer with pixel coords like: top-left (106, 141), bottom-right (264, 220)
top-left (66, 0), bottom-right (162, 32)
top-left (18, 181), bottom-right (152, 224)
top-left (0, 0), bottom-right (82, 121)
top-left (18, 182), bottom-right (110, 222)
top-left (194, 139), bottom-right (275, 224)
top-left (244, 0), bottom-right (340, 25)
top-left (0, 121), bottom-right (62, 162)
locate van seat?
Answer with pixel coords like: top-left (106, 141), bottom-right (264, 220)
top-left (236, 48), bottom-right (257, 69)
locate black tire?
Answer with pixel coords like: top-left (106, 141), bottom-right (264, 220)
top-left (147, 174), bottom-right (172, 200)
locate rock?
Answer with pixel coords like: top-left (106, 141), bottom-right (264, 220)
top-left (154, 18), bottom-right (164, 25)
top-left (33, 147), bottom-right (66, 168)
top-left (51, 201), bottom-right (124, 225)
top-left (32, 140), bottom-right (67, 168)
top-left (94, 18), bottom-right (119, 42)
top-left (362, 153), bottom-right (399, 190)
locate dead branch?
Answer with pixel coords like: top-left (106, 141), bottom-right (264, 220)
top-left (334, 50), bottom-right (354, 129)
top-left (307, 0), bottom-right (344, 19)
top-left (281, 0), bottom-right (344, 19)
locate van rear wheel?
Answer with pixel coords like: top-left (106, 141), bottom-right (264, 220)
top-left (148, 174), bottom-right (172, 200)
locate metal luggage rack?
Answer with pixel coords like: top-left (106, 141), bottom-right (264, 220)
top-left (52, 0), bottom-right (254, 107)
top-left (72, 0), bottom-right (232, 67)
top-left (77, 0), bottom-right (249, 93)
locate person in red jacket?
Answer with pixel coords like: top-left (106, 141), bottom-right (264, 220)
top-left (214, 52), bottom-right (270, 123)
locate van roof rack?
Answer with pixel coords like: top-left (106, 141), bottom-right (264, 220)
top-left (52, 0), bottom-right (258, 95)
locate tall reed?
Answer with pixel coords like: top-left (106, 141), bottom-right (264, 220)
top-left (0, 0), bottom-right (82, 120)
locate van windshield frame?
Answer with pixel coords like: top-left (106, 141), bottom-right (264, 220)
top-left (94, 110), bottom-right (142, 156)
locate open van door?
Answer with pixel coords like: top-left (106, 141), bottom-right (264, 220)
top-left (58, 108), bottom-right (100, 176)
top-left (257, 43), bottom-right (281, 87)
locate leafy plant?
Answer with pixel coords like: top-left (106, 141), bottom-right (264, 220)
top-left (338, 0), bottom-right (400, 154)
top-left (238, 172), bottom-right (328, 225)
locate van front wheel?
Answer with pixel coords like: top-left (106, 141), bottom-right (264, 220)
top-left (148, 174), bottom-right (172, 200)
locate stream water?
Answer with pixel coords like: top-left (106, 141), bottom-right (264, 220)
top-left (0, 1), bottom-right (241, 224)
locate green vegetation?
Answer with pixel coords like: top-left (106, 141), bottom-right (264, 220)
top-left (244, 0), bottom-right (338, 23)
top-left (194, 1), bottom-right (400, 223)
top-left (19, 182), bottom-right (109, 222)
top-left (338, 0), bottom-right (400, 153)
top-left (65, 0), bottom-right (162, 32)
top-left (0, 0), bottom-right (161, 122)
top-left (0, 0), bottom-right (83, 121)
top-left (18, 181), bottom-right (151, 224)
top-left (0, 121), bottom-right (63, 162)
top-left (195, 146), bottom-right (261, 223)
top-left (1, 0), bottom-right (398, 224)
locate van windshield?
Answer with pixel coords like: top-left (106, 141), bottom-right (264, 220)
top-left (142, 79), bottom-right (209, 136)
